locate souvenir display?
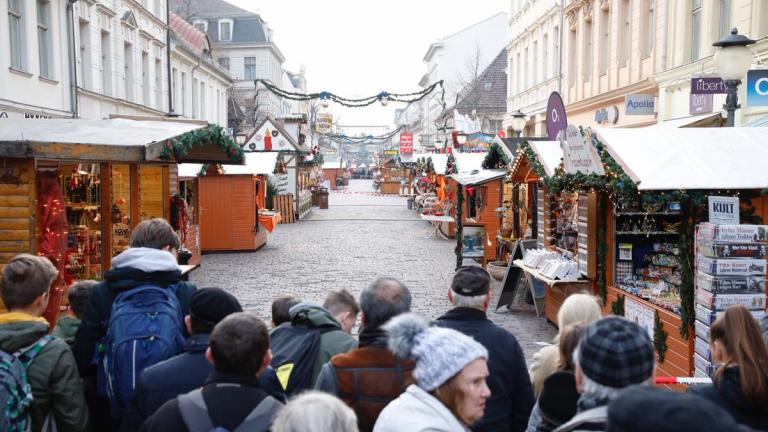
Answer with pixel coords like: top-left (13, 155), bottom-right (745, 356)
top-left (550, 193), bottom-right (578, 254)
top-left (522, 248), bottom-right (579, 281)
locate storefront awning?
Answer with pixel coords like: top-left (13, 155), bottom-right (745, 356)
top-left (596, 128), bottom-right (768, 190)
top-left (528, 141), bottom-right (563, 177)
top-left (651, 112), bottom-right (724, 128)
top-left (0, 118), bottom-right (242, 164)
top-left (178, 152), bottom-right (278, 177)
top-left (451, 169), bottom-right (507, 186)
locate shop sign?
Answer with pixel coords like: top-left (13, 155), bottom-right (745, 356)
top-left (315, 113), bottom-right (333, 133)
top-left (0, 110), bottom-right (53, 119)
top-left (691, 77), bottom-right (726, 95)
top-left (594, 106), bottom-right (619, 124)
top-left (746, 69), bottom-right (768, 107)
top-left (399, 132), bottom-right (413, 154)
top-left (560, 125), bottom-right (605, 176)
top-left (546, 92), bottom-right (567, 141)
top-left (383, 149), bottom-right (399, 155)
top-left (625, 94), bottom-right (655, 115)
top-left (708, 196), bottom-right (740, 225)
top-left (689, 93), bottom-right (713, 115)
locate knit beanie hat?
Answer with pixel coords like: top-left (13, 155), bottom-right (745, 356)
top-left (384, 313), bottom-right (488, 391)
top-left (578, 316), bottom-right (655, 388)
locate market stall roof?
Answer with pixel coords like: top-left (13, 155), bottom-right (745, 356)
top-left (178, 152), bottom-right (278, 177)
top-left (451, 169), bottom-right (507, 186)
top-left (454, 153), bottom-right (487, 173)
top-left (651, 112), bottom-right (723, 128)
top-left (0, 118), bottom-right (241, 163)
top-left (745, 115), bottom-right (768, 127)
top-left (322, 161), bottom-right (343, 169)
top-left (528, 141), bottom-right (563, 177)
top-left (596, 127), bottom-right (768, 190)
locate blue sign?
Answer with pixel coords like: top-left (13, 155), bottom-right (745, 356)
top-left (625, 94), bottom-right (655, 115)
top-left (746, 70), bottom-right (768, 107)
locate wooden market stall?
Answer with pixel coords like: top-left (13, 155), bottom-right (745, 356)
top-left (322, 160), bottom-right (345, 190)
top-left (0, 118), bottom-right (243, 322)
top-left (595, 127), bottom-right (768, 381)
top-left (379, 156), bottom-right (406, 195)
top-left (177, 152), bottom-right (281, 253)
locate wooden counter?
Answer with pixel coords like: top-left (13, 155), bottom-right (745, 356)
top-left (380, 181), bottom-right (401, 195)
top-left (513, 260), bottom-right (592, 324)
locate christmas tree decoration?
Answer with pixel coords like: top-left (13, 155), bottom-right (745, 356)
top-left (445, 153), bottom-right (458, 175)
top-left (482, 142), bottom-right (511, 169)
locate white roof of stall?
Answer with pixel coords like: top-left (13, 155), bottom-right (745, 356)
top-left (323, 161), bottom-right (343, 169)
top-left (177, 152), bottom-right (278, 177)
top-left (454, 153), bottom-right (487, 173)
top-left (528, 141), bottom-right (563, 177)
top-left (451, 169), bottom-right (507, 186)
top-left (596, 128), bottom-right (768, 190)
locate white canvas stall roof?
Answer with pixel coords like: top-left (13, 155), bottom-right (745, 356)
top-left (322, 161), bottom-right (343, 169)
top-left (596, 128), bottom-right (768, 190)
top-left (528, 141), bottom-right (563, 177)
top-left (451, 169), bottom-right (507, 186)
top-left (0, 118), bottom-right (209, 162)
top-left (650, 112), bottom-right (723, 128)
top-left (177, 152), bottom-right (278, 177)
top-left (454, 153), bottom-right (487, 173)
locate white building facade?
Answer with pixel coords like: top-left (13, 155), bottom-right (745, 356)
top-left (0, 0), bottom-right (75, 119)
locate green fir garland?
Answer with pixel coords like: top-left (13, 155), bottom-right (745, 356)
top-left (654, 310), bottom-right (669, 364)
top-left (611, 294), bottom-right (625, 316)
top-left (482, 142), bottom-right (511, 170)
top-left (161, 124), bottom-right (243, 163)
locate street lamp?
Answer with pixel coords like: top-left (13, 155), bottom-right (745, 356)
top-left (712, 28), bottom-right (756, 127)
top-left (510, 109), bottom-right (527, 137)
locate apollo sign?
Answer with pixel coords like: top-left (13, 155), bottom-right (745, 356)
top-left (625, 94), bottom-right (655, 115)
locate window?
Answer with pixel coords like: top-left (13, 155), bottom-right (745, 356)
top-left (155, 58), bottom-right (162, 109)
top-left (141, 52), bottom-right (149, 106)
top-left (568, 28), bottom-right (577, 86)
top-left (553, 26), bottom-right (560, 79)
top-left (619, 0), bottom-right (631, 66)
top-left (516, 52), bottom-right (522, 93)
top-left (692, 0), bottom-right (702, 61)
top-left (532, 41), bottom-right (538, 86)
top-left (218, 57), bottom-right (230, 71)
top-left (719, 0), bottom-right (731, 38)
top-left (192, 78), bottom-right (198, 118)
top-left (192, 20), bottom-right (207, 33)
top-left (543, 34), bottom-right (548, 80)
top-left (181, 71), bottom-right (187, 115)
top-left (644, 0), bottom-right (654, 56)
top-left (583, 19), bottom-right (593, 81)
top-left (100, 32), bottom-right (111, 95)
top-left (8, 0), bottom-right (26, 71)
top-left (200, 81), bottom-right (206, 119)
top-left (599, 6), bottom-right (610, 75)
top-left (244, 56), bottom-right (256, 80)
top-left (124, 43), bottom-right (133, 101)
top-left (154, 0), bottom-right (162, 18)
top-left (37, 0), bottom-right (52, 78)
top-left (523, 47), bottom-right (528, 89)
top-left (171, 67), bottom-right (178, 112)
top-left (79, 22), bottom-right (91, 89)
top-left (218, 19), bottom-right (232, 42)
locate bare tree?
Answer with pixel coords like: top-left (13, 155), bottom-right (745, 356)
top-left (170, 0), bottom-right (202, 20)
top-left (455, 44), bottom-right (486, 117)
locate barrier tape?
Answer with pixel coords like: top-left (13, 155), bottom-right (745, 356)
top-left (655, 376), bottom-right (712, 385)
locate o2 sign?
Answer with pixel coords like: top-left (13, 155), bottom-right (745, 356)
top-left (746, 70), bottom-right (768, 107)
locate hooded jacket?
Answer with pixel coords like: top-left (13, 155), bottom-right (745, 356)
top-left (690, 366), bottom-right (768, 430)
top-left (72, 248), bottom-right (196, 375)
top-left (0, 314), bottom-right (88, 432)
top-left (51, 315), bottom-right (80, 347)
top-left (373, 384), bottom-right (469, 432)
top-left (285, 303), bottom-right (357, 384)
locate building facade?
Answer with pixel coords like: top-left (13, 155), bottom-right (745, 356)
top-left (0, 0), bottom-right (75, 119)
top-left (169, 12), bottom-right (231, 127)
top-left (505, 0), bottom-right (562, 137)
top-left (655, 1), bottom-right (768, 126)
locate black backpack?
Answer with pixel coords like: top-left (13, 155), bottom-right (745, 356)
top-left (269, 311), bottom-right (335, 397)
top-left (177, 387), bottom-right (281, 432)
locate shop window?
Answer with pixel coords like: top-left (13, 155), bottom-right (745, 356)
top-left (551, 192), bottom-right (579, 255)
top-left (111, 164), bottom-right (132, 257)
top-left (467, 187), bottom-right (486, 220)
top-left (139, 165), bottom-right (164, 221)
top-left (37, 163), bottom-right (103, 283)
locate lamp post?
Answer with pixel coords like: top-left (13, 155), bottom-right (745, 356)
top-left (712, 28), bottom-right (756, 127)
top-left (510, 109), bottom-right (528, 138)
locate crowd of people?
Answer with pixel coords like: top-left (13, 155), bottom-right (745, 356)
top-left (1, 217), bottom-right (768, 431)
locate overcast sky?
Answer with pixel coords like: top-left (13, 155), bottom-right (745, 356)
top-left (228, 0), bottom-right (507, 129)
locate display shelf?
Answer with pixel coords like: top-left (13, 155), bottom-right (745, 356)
top-left (616, 231), bottom-right (679, 236)
top-left (615, 211), bottom-right (682, 216)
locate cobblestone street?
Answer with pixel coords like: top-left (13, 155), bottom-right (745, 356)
top-left (191, 180), bottom-right (555, 361)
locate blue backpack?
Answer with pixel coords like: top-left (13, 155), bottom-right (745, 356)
top-left (99, 285), bottom-right (185, 417)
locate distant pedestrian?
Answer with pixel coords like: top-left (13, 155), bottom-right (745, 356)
top-left (72, 218), bottom-right (196, 429)
top-left (271, 296), bottom-right (300, 328)
top-left (0, 254), bottom-right (88, 432)
top-left (374, 313), bottom-right (490, 432)
top-left (437, 266), bottom-right (534, 432)
top-left (690, 305), bottom-right (768, 430)
top-left (553, 317), bottom-right (655, 432)
top-left (315, 277), bottom-right (413, 431)
top-left (139, 312), bottom-right (282, 432)
top-left (270, 302), bottom-right (357, 396)
top-left (52, 280), bottom-right (96, 347)
top-left (323, 289), bottom-right (360, 334)
top-left (272, 391), bottom-right (359, 432)
top-left (529, 293), bottom-right (602, 397)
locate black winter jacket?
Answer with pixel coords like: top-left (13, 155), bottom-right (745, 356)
top-left (120, 334), bottom-right (285, 432)
top-left (690, 366), bottom-right (768, 431)
top-left (437, 307), bottom-right (535, 432)
top-left (72, 249), bottom-right (196, 376)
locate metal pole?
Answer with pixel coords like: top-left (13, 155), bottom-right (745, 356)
top-left (723, 79), bottom-right (741, 128)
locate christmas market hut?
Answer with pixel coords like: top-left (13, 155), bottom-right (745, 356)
top-left (378, 155), bottom-right (406, 195)
top-left (177, 152), bottom-right (281, 253)
top-left (322, 160), bottom-right (345, 190)
top-left (0, 117), bottom-right (243, 321)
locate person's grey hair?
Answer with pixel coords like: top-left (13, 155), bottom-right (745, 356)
top-left (450, 290), bottom-right (488, 310)
top-left (271, 391), bottom-right (359, 432)
top-left (360, 277), bottom-right (411, 326)
top-left (573, 346), bottom-right (652, 402)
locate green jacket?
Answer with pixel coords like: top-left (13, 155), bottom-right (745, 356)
top-left (0, 319), bottom-right (88, 432)
top-left (51, 316), bottom-right (80, 347)
top-left (289, 303), bottom-right (358, 383)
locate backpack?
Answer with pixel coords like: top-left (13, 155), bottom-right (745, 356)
top-left (99, 284), bottom-right (185, 417)
top-left (0, 335), bottom-right (53, 432)
top-left (269, 312), bottom-right (335, 397)
top-left (177, 387), bottom-right (282, 432)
